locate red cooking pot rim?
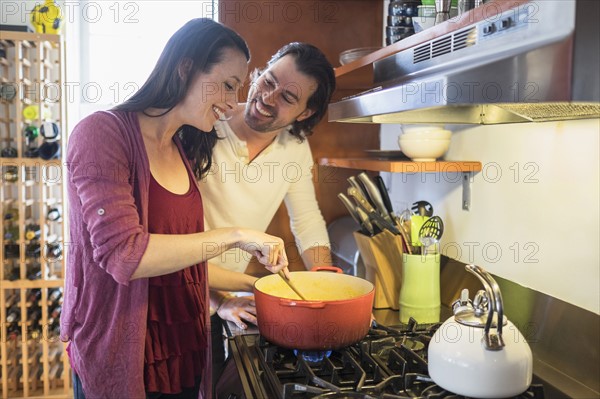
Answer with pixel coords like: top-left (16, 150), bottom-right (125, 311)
top-left (254, 266), bottom-right (375, 303)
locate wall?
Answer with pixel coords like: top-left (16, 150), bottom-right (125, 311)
top-left (219, 0), bottom-right (382, 273)
top-left (380, 119), bottom-right (600, 314)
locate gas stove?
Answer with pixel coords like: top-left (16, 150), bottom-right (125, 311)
top-left (217, 318), bottom-right (546, 399)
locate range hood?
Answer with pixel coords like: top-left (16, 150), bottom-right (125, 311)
top-left (329, 0), bottom-right (600, 124)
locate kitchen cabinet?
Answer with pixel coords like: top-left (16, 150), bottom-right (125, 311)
top-left (0, 31), bottom-right (70, 398)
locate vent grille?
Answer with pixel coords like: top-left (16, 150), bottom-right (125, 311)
top-left (413, 27), bottom-right (477, 64)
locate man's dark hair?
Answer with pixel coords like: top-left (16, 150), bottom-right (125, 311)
top-left (114, 18), bottom-right (250, 179)
top-left (251, 42), bottom-right (335, 142)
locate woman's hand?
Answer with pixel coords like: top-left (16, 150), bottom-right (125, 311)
top-left (217, 295), bottom-right (257, 330)
top-left (237, 231), bottom-right (289, 275)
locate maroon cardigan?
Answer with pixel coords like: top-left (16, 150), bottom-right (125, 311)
top-left (61, 110), bottom-right (211, 398)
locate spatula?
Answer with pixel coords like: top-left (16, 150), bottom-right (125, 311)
top-left (419, 216), bottom-right (444, 254)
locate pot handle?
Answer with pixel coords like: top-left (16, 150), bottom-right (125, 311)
top-left (466, 264), bottom-right (505, 351)
top-left (310, 266), bottom-right (343, 273)
top-left (278, 298), bottom-right (326, 308)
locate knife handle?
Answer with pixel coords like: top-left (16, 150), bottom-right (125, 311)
top-left (358, 172), bottom-right (393, 224)
top-left (355, 207), bottom-right (375, 236)
top-left (347, 176), bottom-right (372, 204)
top-left (374, 175), bottom-right (394, 215)
top-left (338, 193), bottom-right (362, 228)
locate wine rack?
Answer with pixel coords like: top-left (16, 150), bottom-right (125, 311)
top-left (0, 31), bottom-right (70, 398)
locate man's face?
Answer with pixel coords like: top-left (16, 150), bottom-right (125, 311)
top-left (244, 55), bottom-right (317, 133)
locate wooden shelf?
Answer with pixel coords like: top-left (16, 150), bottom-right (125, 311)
top-left (0, 157), bottom-right (62, 165)
top-left (319, 157), bottom-right (482, 173)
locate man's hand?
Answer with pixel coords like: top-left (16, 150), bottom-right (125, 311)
top-left (217, 295), bottom-right (257, 330)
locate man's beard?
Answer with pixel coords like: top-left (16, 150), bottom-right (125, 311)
top-left (244, 98), bottom-right (288, 133)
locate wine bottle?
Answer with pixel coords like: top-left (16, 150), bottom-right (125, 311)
top-left (6, 306), bottom-right (21, 323)
top-left (27, 289), bottom-right (42, 305)
top-left (47, 303), bottom-right (62, 325)
top-left (5, 265), bottom-right (20, 280)
top-left (47, 207), bottom-right (61, 222)
top-left (26, 262), bottom-right (42, 280)
top-left (2, 165), bottom-right (18, 182)
top-left (25, 241), bottom-right (41, 258)
top-left (3, 224), bottom-right (19, 241)
top-left (47, 287), bottom-right (62, 305)
top-left (24, 223), bottom-right (41, 241)
top-left (45, 241), bottom-right (62, 261)
top-left (28, 307), bottom-right (43, 332)
top-left (5, 292), bottom-right (19, 308)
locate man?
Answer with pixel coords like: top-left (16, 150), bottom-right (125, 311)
top-left (200, 42), bottom-right (336, 386)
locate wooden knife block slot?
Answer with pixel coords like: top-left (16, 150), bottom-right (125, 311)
top-left (353, 230), bottom-right (403, 310)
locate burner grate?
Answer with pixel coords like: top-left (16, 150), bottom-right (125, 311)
top-left (238, 320), bottom-right (546, 399)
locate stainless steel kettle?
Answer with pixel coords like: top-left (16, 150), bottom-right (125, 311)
top-left (428, 264), bottom-right (533, 398)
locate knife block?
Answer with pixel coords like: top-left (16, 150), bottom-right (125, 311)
top-left (353, 230), bottom-right (404, 309)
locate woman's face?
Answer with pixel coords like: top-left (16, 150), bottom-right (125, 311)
top-left (178, 47), bottom-right (248, 132)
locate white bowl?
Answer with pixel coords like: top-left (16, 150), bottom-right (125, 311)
top-left (398, 137), bottom-right (450, 161)
top-left (401, 126), bottom-right (452, 140)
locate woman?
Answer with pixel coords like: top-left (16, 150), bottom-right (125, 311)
top-left (61, 19), bottom-right (288, 399)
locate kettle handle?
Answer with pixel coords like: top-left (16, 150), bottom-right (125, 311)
top-left (466, 264), bottom-right (505, 351)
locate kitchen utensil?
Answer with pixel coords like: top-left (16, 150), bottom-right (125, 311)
top-left (355, 207), bottom-right (375, 236)
top-left (374, 175), bottom-right (395, 217)
top-left (348, 187), bottom-right (400, 236)
top-left (399, 207), bottom-right (412, 225)
top-left (399, 253), bottom-right (440, 323)
top-left (357, 172), bottom-right (394, 224)
top-left (434, 0), bottom-right (452, 24)
top-left (410, 215), bottom-right (428, 247)
top-left (337, 193), bottom-right (365, 233)
top-left (278, 270), bottom-right (307, 301)
top-left (419, 215), bottom-right (444, 254)
top-left (388, 0), bottom-right (419, 17)
top-left (254, 266), bottom-right (374, 350)
top-left (347, 176), bottom-right (372, 206)
top-left (387, 14), bottom-right (414, 27)
top-left (457, 0), bottom-right (482, 15)
top-left (411, 200), bottom-right (433, 216)
top-left (428, 264), bottom-right (533, 398)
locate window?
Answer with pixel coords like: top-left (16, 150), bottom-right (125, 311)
top-left (67, 1), bottom-right (215, 120)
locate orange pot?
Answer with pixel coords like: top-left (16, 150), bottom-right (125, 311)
top-left (253, 266), bottom-right (374, 350)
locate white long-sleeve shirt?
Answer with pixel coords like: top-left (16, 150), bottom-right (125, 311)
top-left (198, 120), bottom-right (331, 273)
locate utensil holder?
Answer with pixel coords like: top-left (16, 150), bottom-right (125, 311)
top-left (399, 253), bottom-right (441, 323)
top-left (353, 230), bottom-right (404, 309)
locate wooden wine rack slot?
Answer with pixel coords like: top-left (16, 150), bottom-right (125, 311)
top-left (0, 31), bottom-right (70, 398)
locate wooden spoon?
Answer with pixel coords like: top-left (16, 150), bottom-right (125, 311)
top-left (278, 271), bottom-right (308, 301)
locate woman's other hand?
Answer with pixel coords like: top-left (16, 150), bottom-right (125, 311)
top-left (217, 295), bottom-right (257, 330)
